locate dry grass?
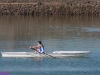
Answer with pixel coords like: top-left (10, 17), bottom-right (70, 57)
top-left (0, 0), bottom-right (100, 15)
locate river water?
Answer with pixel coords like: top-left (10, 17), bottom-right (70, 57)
top-left (0, 15), bottom-right (100, 75)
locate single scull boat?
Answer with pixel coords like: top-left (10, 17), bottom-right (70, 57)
top-left (1, 51), bottom-right (91, 58)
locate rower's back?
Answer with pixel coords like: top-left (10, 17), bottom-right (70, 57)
top-left (38, 41), bottom-right (44, 53)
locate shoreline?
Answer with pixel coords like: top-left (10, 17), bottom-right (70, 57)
top-left (0, 0), bottom-right (100, 16)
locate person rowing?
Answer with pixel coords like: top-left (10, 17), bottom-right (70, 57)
top-left (29, 41), bottom-right (44, 53)
top-left (29, 41), bottom-right (56, 58)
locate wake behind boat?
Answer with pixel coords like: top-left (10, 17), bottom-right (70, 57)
top-left (1, 51), bottom-right (91, 58)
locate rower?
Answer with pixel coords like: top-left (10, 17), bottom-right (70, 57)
top-left (29, 41), bottom-right (44, 53)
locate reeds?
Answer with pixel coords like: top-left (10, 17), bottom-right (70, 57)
top-left (0, 0), bottom-right (100, 15)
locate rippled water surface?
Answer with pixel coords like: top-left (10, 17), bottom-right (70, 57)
top-left (0, 16), bottom-right (100, 75)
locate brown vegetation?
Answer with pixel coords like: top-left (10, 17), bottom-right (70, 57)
top-left (0, 0), bottom-right (100, 15)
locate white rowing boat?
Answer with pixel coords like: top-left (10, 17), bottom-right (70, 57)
top-left (1, 51), bottom-right (91, 58)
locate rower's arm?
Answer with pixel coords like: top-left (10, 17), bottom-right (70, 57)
top-left (36, 45), bottom-right (41, 49)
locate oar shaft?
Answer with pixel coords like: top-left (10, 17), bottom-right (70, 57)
top-left (43, 52), bottom-right (57, 58)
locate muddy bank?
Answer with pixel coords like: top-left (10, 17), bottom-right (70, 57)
top-left (0, 0), bottom-right (100, 15)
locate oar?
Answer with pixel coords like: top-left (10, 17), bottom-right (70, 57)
top-left (30, 48), bottom-right (57, 58)
top-left (42, 52), bottom-right (57, 59)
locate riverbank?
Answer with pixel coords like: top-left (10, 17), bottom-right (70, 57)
top-left (0, 0), bottom-right (100, 15)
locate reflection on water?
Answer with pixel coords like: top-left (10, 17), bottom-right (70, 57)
top-left (0, 16), bottom-right (100, 40)
top-left (0, 15), bottom-right (100, 52)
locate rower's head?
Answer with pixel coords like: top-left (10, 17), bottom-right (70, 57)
top-left (38, 41), bottom-right (42, 44)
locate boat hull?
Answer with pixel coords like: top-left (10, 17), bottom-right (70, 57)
top-left (1, 51), bottom-right (91, 58)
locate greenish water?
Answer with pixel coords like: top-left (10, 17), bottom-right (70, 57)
top-left (0, 16), bottom-right (100, 75)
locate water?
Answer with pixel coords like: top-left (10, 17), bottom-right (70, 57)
top-left (0, 15), bottom-right (100, 75)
